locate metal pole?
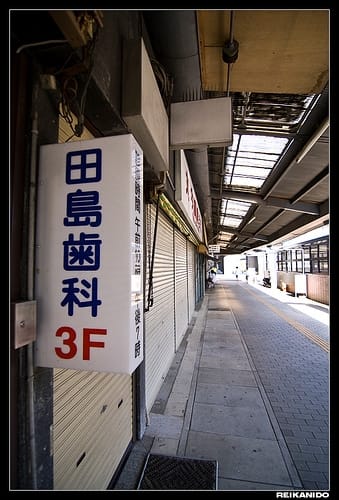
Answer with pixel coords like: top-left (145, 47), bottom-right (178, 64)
top-left (26, 81), bottom-right (39, 489)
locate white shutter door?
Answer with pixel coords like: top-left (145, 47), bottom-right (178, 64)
top-left (53, 369), bottom-right (132, 489)
top-left (187, 241), bottom-right (196, 321)
top-left (144, 204), bottom-right (175, 413)
top-left (53, 116), bottom-right (133, 490)
top-left (174, 228), bottom-right (188, 350)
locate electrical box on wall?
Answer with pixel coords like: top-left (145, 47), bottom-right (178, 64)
top-left (170, 97), bottom-right (233, 149)
top-left (122, 37), bottom-right (169, 172)
top-left (11, 301), bottom-right (37, 349)
top-left (35, 135), bottom-right (143, 374)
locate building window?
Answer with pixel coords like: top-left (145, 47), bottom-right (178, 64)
top-left (276, 237), bottom-right (328, 275)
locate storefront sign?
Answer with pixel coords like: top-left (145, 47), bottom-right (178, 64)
top-left (209, 245), bottom-right (220, 254)
top-left (35, 135), bottom-right (143, 374)
top-left (175, 150), bottom-right (203, 241)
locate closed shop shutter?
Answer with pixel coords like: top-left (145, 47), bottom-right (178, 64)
top-left (187, 241), bottom-right (196, 321)
top-left (53, 116), bottom-right (133, 490)
top-left (53, 369), bottom-right (132, 489)
top-left (174, 228), bottom-right (188, 350)
top-left (144, 203), bottom-right (175, 413)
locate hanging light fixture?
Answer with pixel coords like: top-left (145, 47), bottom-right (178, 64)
top-left (222, 10), bottom-right (239, 96)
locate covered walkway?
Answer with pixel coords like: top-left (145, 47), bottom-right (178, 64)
top-left (113, 279), bottom-right (329, 491)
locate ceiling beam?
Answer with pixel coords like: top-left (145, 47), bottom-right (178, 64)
top-left (265, 196), bottom-right (319, 215)
top-left (212, 189), bottom-right (319, 215)
top-left (253, 209), bottom-right (285, 234)
top-left (267, 213), bottom-right (325, 244)
top-left (218, 226), bottom-right (269, 241)
top-left (290, 166), bottom-right (329, 204)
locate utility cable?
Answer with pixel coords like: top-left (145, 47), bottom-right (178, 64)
top-left (145, 193), bottom-right (161, 312)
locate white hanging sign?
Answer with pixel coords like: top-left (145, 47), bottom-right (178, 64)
top-left (175, 150), bottom-right (203, 240)
top-left (35, 135), bottom-right (143, 374)
top-left (208, 245), bottom-right (220, 254)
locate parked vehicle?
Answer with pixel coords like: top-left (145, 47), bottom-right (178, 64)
top-left (263, 276), bottom-right (271, 288)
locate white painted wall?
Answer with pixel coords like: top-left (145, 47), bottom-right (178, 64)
top-left (222, 255), bottom-right (247, 280)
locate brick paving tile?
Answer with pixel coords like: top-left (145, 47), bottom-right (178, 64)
top-left (225, 282), bottom-right (329, 490)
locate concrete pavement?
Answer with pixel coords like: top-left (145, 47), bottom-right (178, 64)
top-left (113, 279), bottom-right (329, 491)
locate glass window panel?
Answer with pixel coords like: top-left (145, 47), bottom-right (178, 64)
top-left (234, 166), bottom-right (272, 178)
top-left (313, 262), bottom-right (319, 273)
top-left (226, 210), bottom-right (247, 217)
top-left (233, 157), bottom-right (276, 168)
top-left (221, 130), bottom-right (294, 246)
top-left (227, 200), bottom-right (251, 213)
top-left (319, 261), bottom-right (328, 272)
top-left (220, 215), bottom-right (242, 226)
top-left (319, 243), bottom-right (328, 258)
top-left (235, 150), bottom-right (279, 159)
top-left (231, 134), bottom-right (289, 153)
top-left (225, 175), bottom-right (265, 188)
top-left (304, 261), bottom-right (311, 273)
top-left (223, 216), bottom-right (242, 227)
top-left (218, 233), bottom-right (233, 243)
top-left (311, 246), bottom-right (318, 258)
top-left (225, 134), bottom-right (290, 191)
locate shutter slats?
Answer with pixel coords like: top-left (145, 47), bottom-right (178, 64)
top-left (174, 229), bottom-right (188, 349)
top-left (145, 206), bottom-right (175, 412)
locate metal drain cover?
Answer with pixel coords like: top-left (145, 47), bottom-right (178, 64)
top-left (138, 453), bottom-right (218, 490)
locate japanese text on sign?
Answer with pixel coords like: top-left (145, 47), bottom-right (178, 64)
top-left (36, 135), bottom-right (144, 373)
top-left (132, 149), bottom-right (142, 358)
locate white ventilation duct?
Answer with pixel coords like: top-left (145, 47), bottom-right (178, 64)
top-left (143, 11), bottom-right (213, 236)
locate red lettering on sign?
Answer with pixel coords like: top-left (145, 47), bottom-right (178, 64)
top-left (55, 326), bottom-right (77, 359)
top-left (83, 328), bottom-right (107, 360)
top-left (55, 326), bottom-right (107, 361)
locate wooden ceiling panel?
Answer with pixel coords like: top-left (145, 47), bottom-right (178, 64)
top-left (197, 10), bottom-right (329, 94)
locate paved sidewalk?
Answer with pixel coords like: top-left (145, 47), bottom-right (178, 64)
top-left (113, 280), bottom-right (329, 491)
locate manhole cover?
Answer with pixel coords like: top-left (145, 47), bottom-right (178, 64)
top-left (137, 453), bottom-right (218, 490)
top-left (208, 307), bottom-right (230, 311)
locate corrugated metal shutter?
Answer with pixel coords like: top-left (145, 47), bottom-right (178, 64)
top-left (53, 369), bottom-right (132, 489)
top-left (144, 203), bottom-right (175, 413)
top-left (187, 241), bottom-right (196, 321)
top-left (174, 228), bottom-right (188, 350)
top-left (53, 115), bottom-right (133, 490)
